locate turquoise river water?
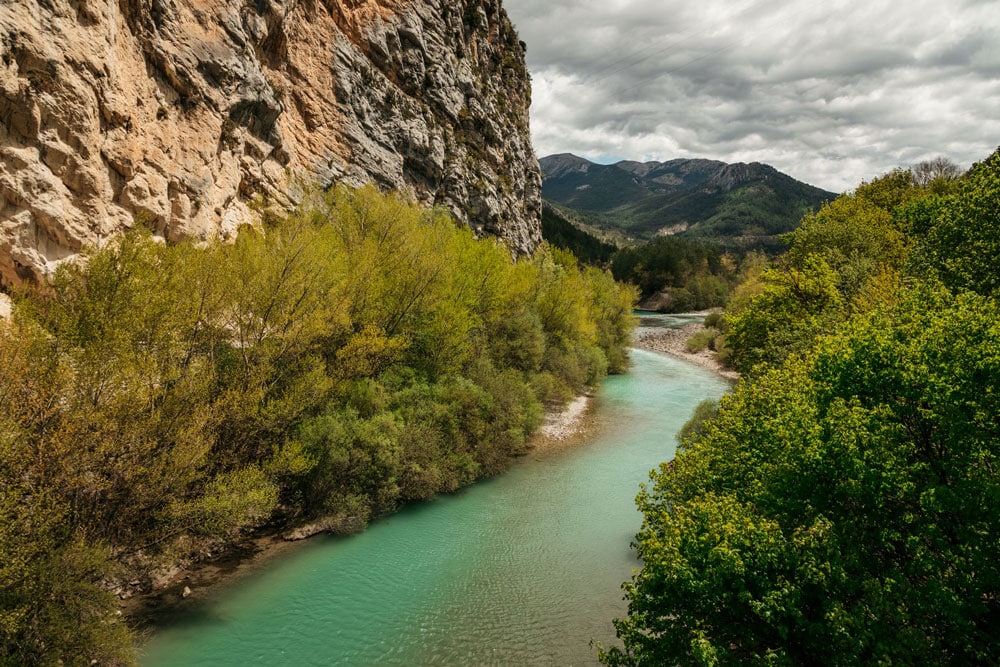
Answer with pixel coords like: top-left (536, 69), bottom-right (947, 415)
top-left (142, 315), bottom-right (729, 666)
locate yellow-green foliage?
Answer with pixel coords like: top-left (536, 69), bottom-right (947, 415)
top-left (684, 327), bottom-right (718, 353)
top-left (723, 168), bottom-right (933, 374)
top-left (0, 185), bottom-right (636, 664)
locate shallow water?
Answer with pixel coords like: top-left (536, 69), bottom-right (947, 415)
top-left (142, 342), bottom-right (729, 666)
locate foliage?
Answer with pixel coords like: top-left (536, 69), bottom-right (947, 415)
top-left (541, 204), bottom-right (617, 265)
top-left (602, 287), bottom-right (1000, 666)
top-left (604, 148), bottom-right (1000, 665)
top-left (0, 185), bottom-right (637, 663)
top-left (723, 149), bottom-right (1000, 375)
top-left (722, 168), bottom-right (925, 374)
top-left (725, 255), bottom-right (843, 372)
top-left (674, 398), bottom-right (718, 444)
top-left (1, 419), bottom-right (135, 666)
top-left (611, 236), bottom-right (735, 312)
top-left (910, 149), bottom-right (1000, 296)
top-left (783, 194), bottom-right (906, 296)
top-left (683, 328), bottom-right (717, 353)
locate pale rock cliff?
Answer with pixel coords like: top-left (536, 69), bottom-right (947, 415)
top-left (0, 0), bottom-right (541, 286)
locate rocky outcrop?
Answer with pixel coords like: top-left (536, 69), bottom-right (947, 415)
top-left (0, 0), bottom-right (541, 286)
top-left (705, 162), bottom-right (778, 193)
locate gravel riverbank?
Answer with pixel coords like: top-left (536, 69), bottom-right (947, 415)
top-left (632, 322), bottom-right (740, 382)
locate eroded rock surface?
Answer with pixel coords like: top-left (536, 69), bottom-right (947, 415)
top-left (0, 0), bottom-right (541, 286)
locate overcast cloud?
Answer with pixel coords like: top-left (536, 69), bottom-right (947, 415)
top-left (501, 0), bottom-right (1000, 192)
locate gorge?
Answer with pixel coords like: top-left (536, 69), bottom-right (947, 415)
top-left (140, 331), bottom-right (731, 665)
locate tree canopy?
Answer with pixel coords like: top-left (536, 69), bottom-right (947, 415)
top-left (602, 148), bottom-right (1000, 665)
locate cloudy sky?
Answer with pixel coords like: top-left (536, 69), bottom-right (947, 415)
top-left (501, 0), bottom-right (1000, 192)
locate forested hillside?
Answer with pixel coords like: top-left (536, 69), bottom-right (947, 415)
top-left (0, 187), bottom-right (636, 664)
top-left (540, 201), bottom-right (754, 314)
top-left (602, 150), bottom-right (1000, 665)
top-left (541, 203), bottom-right (618, 265)
top-left (540, 154), bottom-right (834, 250)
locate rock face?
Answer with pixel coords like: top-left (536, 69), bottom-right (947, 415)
top-left (0, 0), bottom-right (542, 286)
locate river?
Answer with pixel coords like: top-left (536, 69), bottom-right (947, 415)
top-left (141, 317), bottom-right (730, 665)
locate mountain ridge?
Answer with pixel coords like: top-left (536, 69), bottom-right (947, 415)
top-left (540, 153), bottom-right (835, 249)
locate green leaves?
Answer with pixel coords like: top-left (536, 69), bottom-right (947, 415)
top-left (911, 149), bottom-right (1000, 296)
top-left (611, 236), bottom-right (732, 312)
top-left (608, 287), bottom-right (1000, 665)
top-left (725, 255), bottom-right (843, 372)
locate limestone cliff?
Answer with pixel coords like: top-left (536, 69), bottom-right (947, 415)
top-left (0, 0), bottom-right (542, 286)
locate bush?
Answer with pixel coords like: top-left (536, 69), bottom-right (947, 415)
top-left (703, 310), bottom-right (724, 329)
top-left (685, 328), bottom-right (718, 353)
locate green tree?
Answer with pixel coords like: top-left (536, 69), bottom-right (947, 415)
top-left (601, 286), bottom-right (1000, 666)
top-left (724, 254), bottom-right (843, 373)
top-left (911, 148), bottom-right (1000, 296)
top-left (611, 236), bottom-right (731, 312)
top-left (723, 169), bottom-right (925, 374)
top-left (784, 194), bottom-right (906, 297)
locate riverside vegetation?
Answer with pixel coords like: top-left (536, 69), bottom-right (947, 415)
top-left (543, 206), bottom-right (760, 314)
top-left (0, 186), bottom-right (636, 664)
top-left (600, 150), bottom-right (1000, 665)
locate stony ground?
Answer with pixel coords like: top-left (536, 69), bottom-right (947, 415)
top-left (632, 323), bottom-right (740, 381)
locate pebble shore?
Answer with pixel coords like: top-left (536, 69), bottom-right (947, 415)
top-left (632, 323), bottom-right (740, 382)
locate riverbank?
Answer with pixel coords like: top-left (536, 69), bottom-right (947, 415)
top-left (529, 393), bottom-right (595, 453)
top-left (140, 345), bottom-right (733, 665)
top-left (632, 322), bottom-right (740, 382)
top-left (127, 390), bottom-right (601, 631)
top-left (126, 532), bottom-right (300, 634)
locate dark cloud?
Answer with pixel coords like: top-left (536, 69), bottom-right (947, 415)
top-left (503, 0), bottom-right (1000, 191)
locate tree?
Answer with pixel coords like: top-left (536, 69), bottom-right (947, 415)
top-left (911, 148), bottom-right (1000, 296)
top-left (783, 194), bottom-right (906, 297)
top-left (911, 156), bottom-right (962, 188)
top-left (724, 254), bottom-right (843, 373)
top-left (723, 170), bottom-right (924, 375)
top-left (601, 286), bottom-right (1000, 666)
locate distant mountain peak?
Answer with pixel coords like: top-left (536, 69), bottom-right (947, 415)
top-left (538, 153), bottom-right (835, 251)
top-left (538, 153), bottom-right (595, 179)
top-left (707, 162), bottom-right (780, 192)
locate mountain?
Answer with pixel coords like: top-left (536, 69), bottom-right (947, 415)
top-left (0, 0), bottom-right (541, 287)
top-left (541, 201), bottom-right (616, 265)
top-left (540, 153), bottom-right (835, 250)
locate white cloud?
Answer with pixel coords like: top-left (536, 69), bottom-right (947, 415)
top-left (503, 0), bottom-right (1000, 191)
